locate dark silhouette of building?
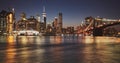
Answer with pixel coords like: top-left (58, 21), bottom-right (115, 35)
top-left (0, 10), bottom-right (8, 35)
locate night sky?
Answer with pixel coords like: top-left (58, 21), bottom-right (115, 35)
top-left (0, 0), bottom-right (120, 27)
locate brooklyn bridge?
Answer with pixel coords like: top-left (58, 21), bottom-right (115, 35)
top-left (77, 17), bottom-right (120, 36)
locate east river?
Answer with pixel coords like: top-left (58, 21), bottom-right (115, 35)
top-left (0, 35), bottom-right (120, 63)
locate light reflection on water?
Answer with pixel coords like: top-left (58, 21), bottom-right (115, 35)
top-left (82, 36), bottom-right (119, 44)
top-left (0, 35), bottom-right (120, 63)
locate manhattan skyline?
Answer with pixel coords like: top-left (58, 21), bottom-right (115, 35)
top-left (0, 0), bottom-right (120, 27)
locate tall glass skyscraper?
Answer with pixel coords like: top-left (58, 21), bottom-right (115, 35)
top-left (58, 12), bottom-right (63, 34)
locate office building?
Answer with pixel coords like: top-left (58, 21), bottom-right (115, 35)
top-left (16, 13), bottom-right (39, 31)
top-left (0, 9), bottom-right (14, 35)
top-left (0, 10), bottom-right (8, 35)
top-left (57, 12), bottom-right (63, 34)
top-left (41, 6), bottom-right (47, 32)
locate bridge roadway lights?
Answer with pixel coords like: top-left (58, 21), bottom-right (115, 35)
top-left (93, 28), bottom-right (103, 36)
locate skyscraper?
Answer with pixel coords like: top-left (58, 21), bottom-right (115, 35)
top-left (12, 8), bottom-right (16, 31)
top-left (36, 14), bottom-right (41, 32)
top-left (42, 6), bottom-right (47, 29)
top-left (0, 10), bottom-right (8, 35)
top-left (58, 12), bottom-right (63, 34)
top-left (40, 6), bottom-right (47, 33)
top-left (36, 14), bottom-right (41, 22)
top-left (0, 8), bottom-right (15, 35)
top-left (7, 12), bottom-right (14, 35)
top-left (54, 17), bottom-right (58, 28)
top-left (53, 17), bottom-right (58, 33)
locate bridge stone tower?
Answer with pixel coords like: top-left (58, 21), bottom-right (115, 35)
top-left (93, 18), bottom-right (103, 36)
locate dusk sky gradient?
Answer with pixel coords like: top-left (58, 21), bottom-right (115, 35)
top-left (0, 0), bottom-right (120, 27)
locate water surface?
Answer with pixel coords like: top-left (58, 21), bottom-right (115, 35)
top-left (0, 36), bottom-right (120, 63)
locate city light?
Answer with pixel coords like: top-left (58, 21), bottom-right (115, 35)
top-left (9, 13), bottom-right (13, 23)
top-left (0, 0), bottom-right (120, 63)
top-left (7, 35), bottom-right (14, 43)
top-left (0, 7), bottom-right (120, 36)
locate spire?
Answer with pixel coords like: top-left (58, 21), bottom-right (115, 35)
top-left (43, 6), bottom-right (46, 12)
top-left (12, 8), bottom-right (15, 14)
top-left (12, 8), bottom-right (14, 12)
top-left (42, 6), bottom-right (46, 17)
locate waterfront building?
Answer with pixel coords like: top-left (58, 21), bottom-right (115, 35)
top-left (0, 9), bottom-right (15, 35)
top-left (52, 17), bottom-right (58, 33)
top-left (16, 13), bottom-right (39, 32)
top-left (53, 17), bottom-right (58, 28)
top-left (36, 14), bottom-right (41, 32)
top-left (66, 26), bottom-right (74, 34)
top-left (36, 14), bottom-right (41, 22)
top-left (6, 12), bottom-right (14, 35)
top-left (46, 24), bottom-right (53, 33)
top-left (0, 10), bottom-right (8, 35)
top-left (27, 16), bottom-right (39, 31)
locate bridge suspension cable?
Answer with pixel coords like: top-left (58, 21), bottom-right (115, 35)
top-left (84, 19), bottom-right (94, 32)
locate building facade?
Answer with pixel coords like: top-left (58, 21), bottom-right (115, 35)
top-left (16, 16), bottom-right (39, 31)
top-left (0, 10), bottom-right (14, 35)
top-left (40, 6), bottom-right (47, 33)
top-left (0, 10), bottom-right (8, 35)
top-left (57, 12), bottom-right (63, 34)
